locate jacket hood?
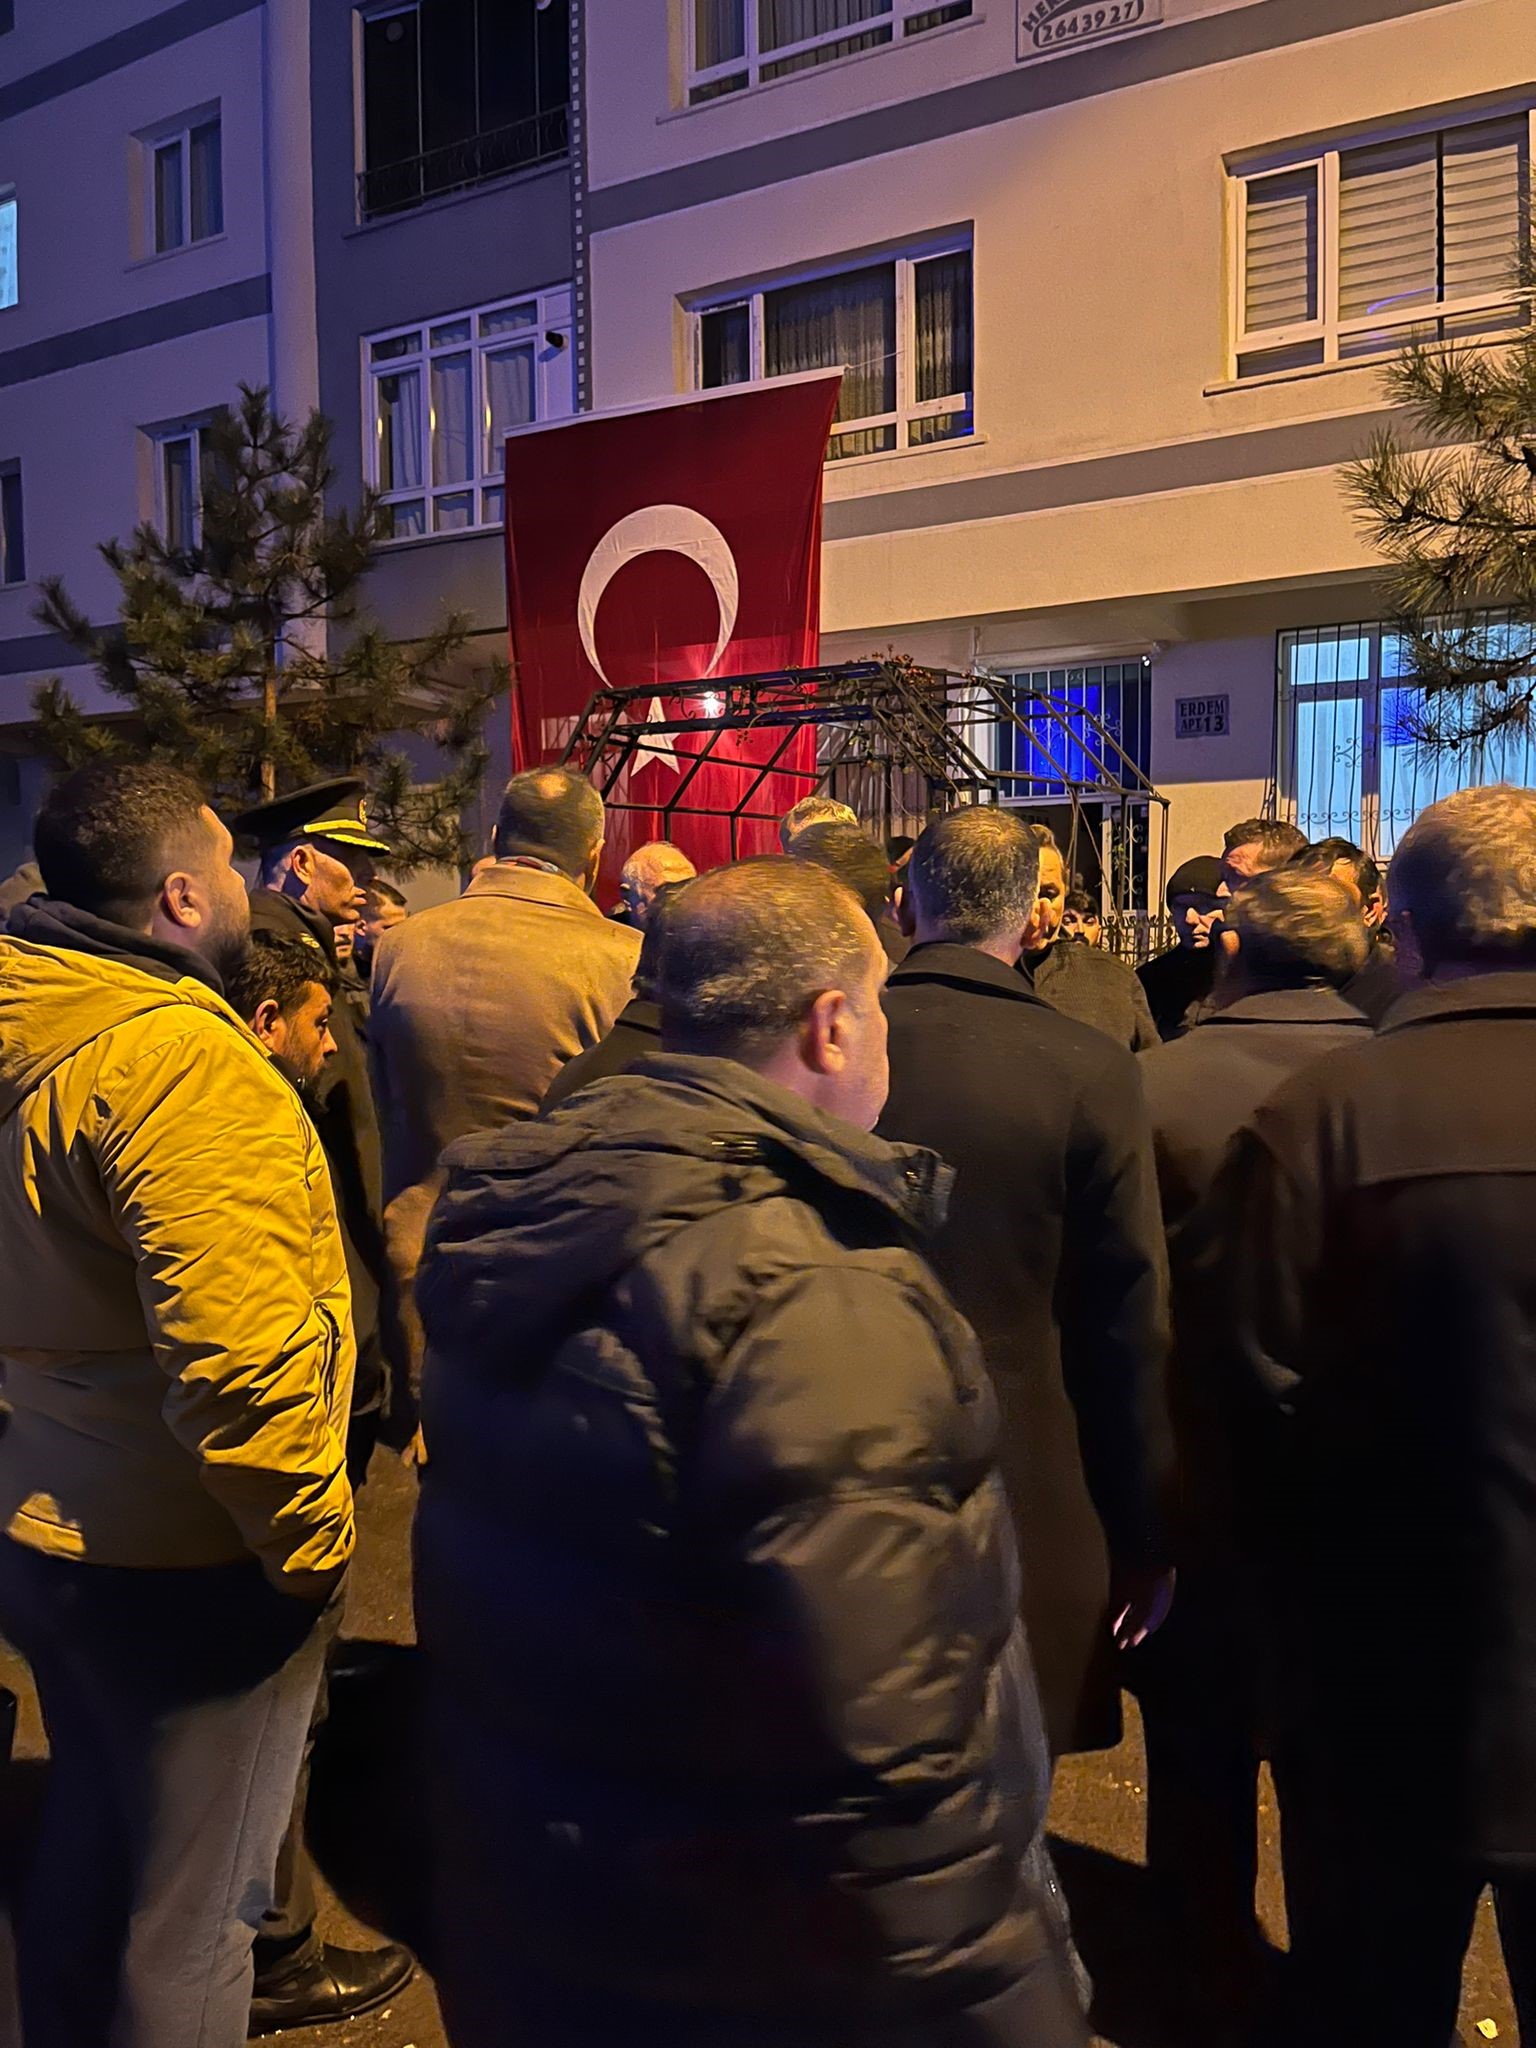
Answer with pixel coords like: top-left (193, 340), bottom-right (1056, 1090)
top-left (418, 1054), bottom-right (951, 1365)
top-left (0, 898), bottom-right (238, 1118)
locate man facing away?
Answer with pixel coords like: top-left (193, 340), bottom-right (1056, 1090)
top-left (414, 858), bottom-right (1086, 2048)
top-left (0, 763), bottom-right (355, 2048)
top-left (1132, 868), bottom-right (1371, 2045)
top-left (1188, 784), bottom-right (1536, 2045)
top-left (879, 808), bottom-right (1173, 1757)
top-left (369, 768), bottom-right (640, 1411)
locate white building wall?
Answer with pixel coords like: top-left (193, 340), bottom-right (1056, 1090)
top-left (584, 0), bottom-right (1528, 878)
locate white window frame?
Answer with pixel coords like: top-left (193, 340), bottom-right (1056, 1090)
top-left (148, 420), bottom-right (211, 551)
top-left (691, 241), bottom-right (974, 461)
top-left (146, 109), bottom-right (223, 255)
top-left (1229, 105), bottom-right (1536, 379)
top-left (363, 285), bottom-right (575, 542)
top-left (687, 0), bottom-right (971, 102)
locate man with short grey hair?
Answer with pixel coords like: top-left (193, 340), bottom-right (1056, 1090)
top-left (415, 855), bottom-right (1085, 2048)
top-left (617, 840), bottom-right (696, 929)
top-left (880, 807), bottom-right (1173, 1758)
top-left (1189, 783), bottom-right (1536, 2043)
top-left (778, 791), bottom-right (858, 850)
top-left (1132, 867), bottom-right (1371, 2041)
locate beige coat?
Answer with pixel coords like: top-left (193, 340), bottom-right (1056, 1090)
top-left (369, 863), bottom-right (640, 1384)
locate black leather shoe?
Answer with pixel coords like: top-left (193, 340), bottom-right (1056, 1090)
top-left (249, 1941), bottom-right (416, 2035)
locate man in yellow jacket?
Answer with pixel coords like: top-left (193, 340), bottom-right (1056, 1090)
top-left (0, 761), bottom-right (356, 2048)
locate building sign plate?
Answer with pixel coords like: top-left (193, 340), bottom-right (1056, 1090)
top-left (1176, 694), bottom-right (1230, 739)
top-left (1019, 0), bottom-right (1163, 60)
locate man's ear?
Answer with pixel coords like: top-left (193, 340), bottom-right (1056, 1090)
top-left (159, 868), bottom-right (202, 935)
top-left (799, 987), bottom-right (851, 1076)
top-left (582, 837), bottom-right (605, 898)
top-left (248, 997), bottom-right (282, 1049)
top-left (895, 885), bottom-right (915, 940)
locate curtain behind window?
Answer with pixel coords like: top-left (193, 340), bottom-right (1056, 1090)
top-left (759, 0), bottom-right (888, 51)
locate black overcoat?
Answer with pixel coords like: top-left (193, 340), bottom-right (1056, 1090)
top-left (879, 943), bottom-right (1171, 1752)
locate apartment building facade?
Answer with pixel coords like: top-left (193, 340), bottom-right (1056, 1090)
top-left (583, 0), bottom-right (1535, 883)
top-left (0, 0), bottom-right (324, 871)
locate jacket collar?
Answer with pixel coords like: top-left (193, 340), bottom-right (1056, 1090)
top-left (1193, 986), bottom-right (1372, 1029)
top-left (465, 862), bottom-right (602, 917)
top-left (249, 887), bottom-right (339, 967)
top-left (1379, 969), bottom-right (1536, 1034)
top-left (625, 1052), bottom-right (953, 1239)
top-left (7, 895), bottom-right (225, 993)
top-left (889, 940), bottom-right (1054, 1012)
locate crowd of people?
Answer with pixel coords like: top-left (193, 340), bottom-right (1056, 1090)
top-left (0, 757), bottom-right (1533, 2048)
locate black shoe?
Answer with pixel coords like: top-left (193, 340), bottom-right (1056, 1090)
top-left (249, 1941), bottom-right (416, 2035)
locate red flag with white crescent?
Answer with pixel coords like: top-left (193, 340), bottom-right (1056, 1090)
top-left (503, 374), bottom-right (841, 889)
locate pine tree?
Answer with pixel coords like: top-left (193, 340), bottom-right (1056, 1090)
top-left (31, 385), bottom-right (507, 871)
top-left (1347, 302), bottom-right (1536, 752)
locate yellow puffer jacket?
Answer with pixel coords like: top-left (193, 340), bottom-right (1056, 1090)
top-left (0, 924), bottom-right (355, 1597)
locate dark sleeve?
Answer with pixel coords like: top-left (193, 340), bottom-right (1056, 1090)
top-left (695, 1262), bottom-right (1043, 1998)
top-left (1176, 1104), bottom-right (1327, 1560)
top-left (1127, 969), bottom-right (1161, 1054)
top-left (1059, 1048), bottom-right (1174, 1566)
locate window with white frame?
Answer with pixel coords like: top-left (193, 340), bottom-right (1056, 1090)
top-left (1232, 110), bottom-right (1532, 379)
top-left (0, 189), bottom-right (16, 310)
top-left (0, 463), bottom-right (23, 585)
top-left (365, 287), bottom-right (574, 539)
top-left (1280, 613), bottom-right (1536, 859)
top-left (148, 113), bottom-right (223, 254)
top-left (148, 421), bottom-right (215, 552)
top-left (689, 0), bottom-right (972, 103)
top-left (695, 243), bottom-right (973, 461)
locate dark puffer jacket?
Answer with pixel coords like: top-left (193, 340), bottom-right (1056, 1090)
top-left (415, 1056), bottom-right (1059, 2047)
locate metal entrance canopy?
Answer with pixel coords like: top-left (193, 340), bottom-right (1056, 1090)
top-left (557, 659), bottom-right (1169, 911)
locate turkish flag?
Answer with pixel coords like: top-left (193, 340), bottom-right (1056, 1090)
top-left (503, 373), bottom-right (841, 888)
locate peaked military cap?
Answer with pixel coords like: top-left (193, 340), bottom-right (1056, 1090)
top-left (230, 777), bottom-right (391, 856)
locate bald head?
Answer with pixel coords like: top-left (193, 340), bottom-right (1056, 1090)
top-left (779, 795), bottom-right (858, 851)
top-left (493, 768), bottom-right (605, 885)
top-left (658, 857), bottom-right (890, 1129)
top-left (620, 841), bottom-right (697, 927)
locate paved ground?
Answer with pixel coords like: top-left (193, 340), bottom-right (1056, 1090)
top-left (0, 1455), bottom-right (1519, 2046)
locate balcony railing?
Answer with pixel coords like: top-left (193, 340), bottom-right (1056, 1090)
top-left (358, 105), bottom-right (570, 220)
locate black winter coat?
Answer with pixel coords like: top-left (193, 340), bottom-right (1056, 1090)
top-left (1187, 973), bottom-right (1536, 1862)
top-left (879, 945), bottom-right (1172, 1753)
top-left (247, 890), bottom-right (389, 1410)
top-left (415, 1056), bottom-right (1061, 2045)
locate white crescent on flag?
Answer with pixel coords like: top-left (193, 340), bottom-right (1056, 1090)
top-left (576, 504), bottom-right (740, 688)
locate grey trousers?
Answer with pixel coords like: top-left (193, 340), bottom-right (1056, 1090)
top-left (0, 1538), bottom-right (337, 2048)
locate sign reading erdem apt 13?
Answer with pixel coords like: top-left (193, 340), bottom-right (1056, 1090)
top-left (1019, 0), bottom-right (1162, 59)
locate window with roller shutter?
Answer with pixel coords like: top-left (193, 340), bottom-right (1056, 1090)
top-left (1231, 109), bottom-right (1532, 380)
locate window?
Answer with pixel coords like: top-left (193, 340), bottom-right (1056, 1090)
top-left (696, 244), bottom-right (973, 460)
top-left (689, 0), bottom-right (972, 102)
top-left (1280, 613), bottom-right (1536, 858)
top-left (365, 287), bottom-right (575, 539)
top-left (0, 190), bottom-right (16, 310)
top-left (149, 114), bottom-right (223, 253)
top-left (0, 465), bottom-right (23, 585)
top-left (359, 0), bottom-right (569, 219)
top-left (1233, 110), bottom-right (1533, 377)
top-left (148, 422), bottom-right (218, 551)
